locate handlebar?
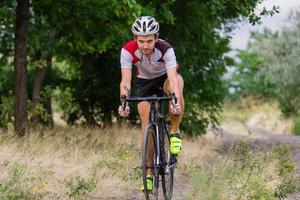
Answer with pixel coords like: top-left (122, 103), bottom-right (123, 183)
top-left (121, 93), bottom-right (177, 108)
top-left (122, 96), bottom-right (172, 102)
top-left (121, 93), bottom-right (176, 103)
top-left (120, 93), bottom-right (179, 116)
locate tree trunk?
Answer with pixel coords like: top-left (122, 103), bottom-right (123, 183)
top-left (78, 54), bottom-right (98, 127)
top-left (30, 65), bottom-right (47, 125)
top-left (31, 31), bottom-right (56, 127)
top-left (14, 0), bottom-right (30, 136)
top-left (43, 52), bottom-right (54, 128)
top-left (32, 66), bottom-right (47, 104)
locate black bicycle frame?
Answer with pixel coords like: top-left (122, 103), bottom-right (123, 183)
top-left (149, 100), bottom-right (163, 170)
top-left (122, 95), bottom-right (177, 171)
top-left (123, 96), bottom-right (171, 162)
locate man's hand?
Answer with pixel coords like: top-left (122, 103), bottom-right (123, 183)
top-left (170, 103), bottom-right (181, 115)
top-left (118, 102), bottom-right (130, 117)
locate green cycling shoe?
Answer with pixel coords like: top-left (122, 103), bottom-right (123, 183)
top-left (170, 132), bottom-right (182, 155)
top-left (140, 176), bottom-right (153, 192)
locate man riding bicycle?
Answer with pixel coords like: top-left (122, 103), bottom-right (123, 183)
top-left (118, 16), bottom-right (184, 191)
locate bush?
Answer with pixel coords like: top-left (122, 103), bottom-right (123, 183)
top-left (294, 116), bottom-right (300, 136)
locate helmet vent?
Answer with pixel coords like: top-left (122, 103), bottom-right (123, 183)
top-left (143, 21), bottom-right (146, 32)
top-left (148, 19), bottom-right (153, 27)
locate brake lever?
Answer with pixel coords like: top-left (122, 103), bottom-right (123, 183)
top-left (171, 93), bottom-right (177, 105)
top-left (170, 93), bottom-right (179, 116)
top-left (121, 94), bottom-right (127, 111)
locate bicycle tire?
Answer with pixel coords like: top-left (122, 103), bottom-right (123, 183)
top-left (162, 127), bottom-right (174, 200)
top-left (142, 124), bottom-right (159, 200)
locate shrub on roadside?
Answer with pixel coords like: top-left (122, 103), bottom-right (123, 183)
top-left (294, 116), bottom-right (300, 136)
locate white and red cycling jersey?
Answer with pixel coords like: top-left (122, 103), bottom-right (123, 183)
top-left (120, 39), bottom-right (179, 79)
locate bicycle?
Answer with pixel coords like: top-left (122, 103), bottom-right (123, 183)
top-left (121, 93), bottom-right (178, 200)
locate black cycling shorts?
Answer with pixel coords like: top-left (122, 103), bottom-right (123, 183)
top-left (136, 73), bottom-right (168, 97)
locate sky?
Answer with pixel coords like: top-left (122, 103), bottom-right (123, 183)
top-left (230, 0), bottom-right (300, 50)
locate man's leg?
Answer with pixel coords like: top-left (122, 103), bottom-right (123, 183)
top-left (163, 75), bottom-right (184, 155)
top-left (163, 75), bottom-right (185, 132)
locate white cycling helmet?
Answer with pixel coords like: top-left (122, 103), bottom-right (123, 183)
top-left (131, 16), bottom-right (159, 36)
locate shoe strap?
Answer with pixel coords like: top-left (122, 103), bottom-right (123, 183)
top-left (170, 132), bottom-right (181, 139)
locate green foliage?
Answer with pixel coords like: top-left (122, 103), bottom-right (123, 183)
top-left (228, 12), bottom-right (300, 116)
top-left (0, 0), bottom-right (15, 66)
top-left (0, 164), bottom-right (43, 200)
top-left (159, 0), bottom-right (277, 135)
top-left (27, 102), bottom-right (49, 123)
top-left (65, 168), bottom-right (98, 200)
top-left (230, 138), bottom-right (250, 164)
top-left (0, 95), bottom-right (14, 128)
top-left (0, 0), bottom-right (279, 135)
top-left (273, 144), bottom-right (294, 176)
top-left (226, 49), bottom-right (277, 100)
top-left (273, 145), bottom-right (298, 198)
top-left (294, 116), bottom-right (300, 136)
top-left (275, 175), bottom-right (298, 199)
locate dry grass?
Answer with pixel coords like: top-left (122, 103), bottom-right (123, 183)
top-left (0, 124), bottom-right (219, 199)
top-left (221, 97), bottom-right (295, 136)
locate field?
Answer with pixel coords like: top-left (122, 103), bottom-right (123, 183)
top-left (0, 98), bottom-right (299, 199)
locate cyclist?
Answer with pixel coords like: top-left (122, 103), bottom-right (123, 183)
top-left (118, 16), bottom-right (184, 191)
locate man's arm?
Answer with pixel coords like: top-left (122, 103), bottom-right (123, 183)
top-left (166, 67), bottom-right (181, 102)
top-left (120, 68), bottom-right (132, 97)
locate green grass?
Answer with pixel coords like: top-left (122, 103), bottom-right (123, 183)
top-left (65, 167), bottom-right (98, 200)
top-left (294, 116), bottom-right (300, 135)
top-left (187, 139), bottom-right (299, 200)
top-left (0, 164), bottom-right (46, 200)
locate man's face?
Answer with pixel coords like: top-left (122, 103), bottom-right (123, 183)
top-left (135, 35), bottom-right (157, 56)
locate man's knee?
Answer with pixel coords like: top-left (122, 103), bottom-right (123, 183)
top-left (163, 75), bottom-right (184, 93)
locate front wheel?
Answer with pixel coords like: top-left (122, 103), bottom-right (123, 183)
top-left (162, 127), bottom-right (174, 200)
top-left (142, 124), bottom-right (159, 200)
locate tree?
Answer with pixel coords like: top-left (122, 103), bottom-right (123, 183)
top-left (0, 0), bottom-right (279, 136)
top-left (34, 0), bottom-right (144, 127)
top-left (229, 11), bottom-right (300, 116)
top-left (159, 0), bottom-right (278, 135)
top-left (226, 46), bottom-right (276, 100)
top-left (14, 0), bottom-right (30, 136)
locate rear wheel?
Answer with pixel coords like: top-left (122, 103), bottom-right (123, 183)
top-left (162, 127), bottom-right (174, 200)
top-left (142, 124), bottom-right (159, 200)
